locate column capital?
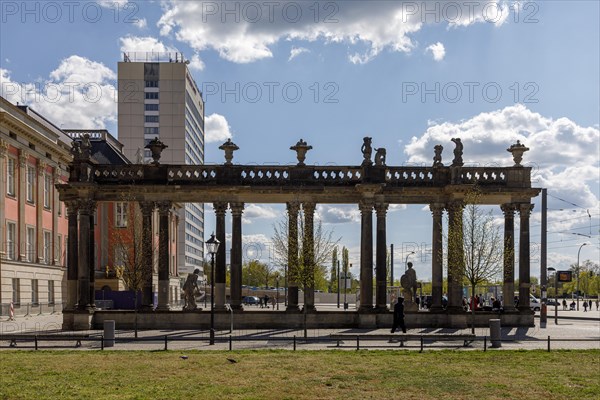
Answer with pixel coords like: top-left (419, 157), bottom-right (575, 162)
top-left (77, 199), bottom-right (96, 214)
top-left (157, 201), bottom-right (172, 215)
top-left (430, 202), bottom-right (445, 216)
top-left (518, 203), bottom-right (534, 216)
top-left (65, 200), bottom-right (79, 216)
top-left (213, 201), bottom-right (228, 216)
top-left (358, 199), bottom-right (374, 213)
top-left (37, 161), bottom-right (47, 175)
top-left (18, 149), bottom-right (29, 167)
top-left (139, 201), bottom-right (155, 216)
top-left (286, 201), bottom-right (300, 215)
top-left (445, 200), bottom-right (464, 212)
top-left (230, 202), bottom-right (244, 216)
top-left (0, 139), bottom-right (9, 157)
top-left (500, 203), bottom-right (517, 215)
top-left (374, 202), bottom-right (388, 216)
top-left (302, 202), bottom-right (316, 215)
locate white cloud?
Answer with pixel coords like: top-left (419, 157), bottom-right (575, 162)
top-left (134, 18), bottom-right (148, 29)
top-left (188, 54), bottom-right (205, 71)
top-left (1, 56), bottom-right (117, 129)
top-left (404, 104), bottom-right (600, 234)
top-left (244, 204), bottom-right (280, 220)
top-left (288, 47), bottom-right (310, 61)
top-left (119, 35), bottom-right (178, 54)
top-left (426, 42), bottom-right (446, 61)
top-left (157, 1), bottom-right (505, 64)
top-left (205, 113), bottom-right (233, 143)
top-left (318, 205), bottom-right (360, 224)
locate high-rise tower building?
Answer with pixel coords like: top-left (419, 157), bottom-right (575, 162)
top-left (117, 52), bottom-right (205, 277)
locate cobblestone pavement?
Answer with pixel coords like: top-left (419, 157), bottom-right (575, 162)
top-left (1, 309), bottom-right (598, 351)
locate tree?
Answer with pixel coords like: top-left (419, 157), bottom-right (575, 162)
top-left (241, 260), bottom-right (270, 287)
top-left (449, 189), bottom-right (503, 333)
top-left (112, 201), bottom-right (156, 338)
top-left (271, 212), bottom-right (340, 293)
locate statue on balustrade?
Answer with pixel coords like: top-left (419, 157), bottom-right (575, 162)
top-left (400, 262), bottom-right (418, 311)
top-left (374, 148), bottom-right (386, 166)
top-left (451, 138), bottom-right (463, 167)
top-left (433, 144), bottom-right (443, 167)
top-left (361, 137), bottom-right (373, 166)
top-left (183, 269), bottom-right (201, 311)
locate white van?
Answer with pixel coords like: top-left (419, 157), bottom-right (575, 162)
top-left (514, 293), bottom-right (542, 311)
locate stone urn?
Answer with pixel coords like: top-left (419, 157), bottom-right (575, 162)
top-left (145, 137), bottom-right (168, 165)
top-left (507, 140), bottom-right (529, 167)
top-left (218, 138), bottom-right (239, 165)
top-left (290, 139), bottom-right (313, 166)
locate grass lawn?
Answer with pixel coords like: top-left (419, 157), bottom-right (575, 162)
top-left (1, 350), bottom-right (598, 399)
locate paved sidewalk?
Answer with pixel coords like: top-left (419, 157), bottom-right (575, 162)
top-left (1, 311), bottom-right (598, 351)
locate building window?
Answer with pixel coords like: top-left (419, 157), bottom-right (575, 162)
top-left (12, 278), bottom-right (20, 305)
top-left (6, 221), bottom-right (16, 260)
top-left (43, 231), bottom-right (52, 264)
top-left (58, 201), bottom-right (62, 216)
top-left (115, 202), bottom-right (128, 228)
top-left (48, 281), bottom-right (55, 304)
top-left (145, 103), bottom-right (159, 111)
top-left (6, 158), bottom-right (15, 196)
top-left (145, 92), bottom-right (159, 99)
top-left (145, 80), bottom-right (159, 88)
top-left (31, 279), bottom-right (39, 304)
top-left (57, 234), bottom-right (62, 266)
top-left (144, 127), bottom-right (159, 135)
top-left (26, 165), bottom-right (35, 202)
top-left (145, 115), bottom-right (159, 123)
top-left (44, 174), bottom-right (51, 208)
top-left (114, 246), bottom-right (126, 267)
top-left (26, 226), bottom-right (35, 262)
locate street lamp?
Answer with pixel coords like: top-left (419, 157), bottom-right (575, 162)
top-left (206, 233), bottom-right (220, 345)
top-left (405, 251), bottom-right (415, 272)
top-left (276, 277), bottom-right (280, 310)
top-left (337, 260), bottom-right (340, 309)
top-left (548, 267), bottom-right (557, 325)
top-left (576, 243), bottom-right (588, 311)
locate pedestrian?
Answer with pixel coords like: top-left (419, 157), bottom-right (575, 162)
top-left (562, 299), bottom-right (567, 311)
top-left (583, 301), bottom-right (588, 312)
top-left (391, 297), bottom-right (406, 334)
top-left (271, 296), bottom-right (276, 310)
top-left (589, 299), bottom-right (593, 310)
top-left (595, 300), bottom-right (599, 311)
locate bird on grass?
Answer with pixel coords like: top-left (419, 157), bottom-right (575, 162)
top-left (180, 355), bottom-right (188, 360)
top-left (226, 358), bottom-right (238, 363)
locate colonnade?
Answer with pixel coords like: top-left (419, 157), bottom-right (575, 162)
top-left (212, 199), bottom-right (533, 314)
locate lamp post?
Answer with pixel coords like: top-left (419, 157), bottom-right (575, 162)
top-left (206, 233), bottom-right (220, 345)
top-left (548, 267), bottom-right (557, 325)
top-left (405, 251), bottom-right (415, 272)
top-left (344, 263), bottom-right (351, 310)
top-left (276, 277), bottom-right (280, 310)
top-left (337, 260), bottom-right (340, 309)
top-left (576, 243), bottom-right (588, 311)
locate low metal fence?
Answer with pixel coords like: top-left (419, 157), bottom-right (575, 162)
top-left (0, 302), bottom-right (63, 317)
top-left (1, 334), bottom-right (598, 352)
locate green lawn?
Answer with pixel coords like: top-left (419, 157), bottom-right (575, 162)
top-left (1, 350), bottom-right (598, 399)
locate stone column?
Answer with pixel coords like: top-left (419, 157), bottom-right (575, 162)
top-left (18, 150), bottom-right (28, 261)
top-left (77, 199), bottom-right (95, 310)
top-left (89, 211), bottom-right (96, 308)
top-left (157, 201), bottom-right (171, 310)
top-left (52, 168), bottom-right (60, 264)
top-left (36, 162), bottom-right (46, 263)
top-left (446, 201), bottom-right (464, 312)
top-left (140, 202), bottom-right (155, 309)
top-left (214, 202), bottom-right (227, 310)
top-left (65, 201), bottom-right (79, 310)
top-left (518, 203), bottom-right (534, 312)
top-left (374, 203), bottom-right (388, 312)
top-left (303, 202), bottom-right (316, 312)
top-left (230, 202), bottom-right (244, 310)
top-left (359, 200), bottom-right (374, 312)
top-left (0, 140), bottom-right (7, 259)
top-left (286, 202), bottom-right (300, 312)
top-left (430, 203), bottom-right (445, 311)
top-left (501, 204), bottom-right (516, 311)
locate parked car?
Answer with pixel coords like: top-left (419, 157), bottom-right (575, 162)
top-left (547, 299), bottom-right (560, 306)
top-left (242, 296), bottom-right (260, 305)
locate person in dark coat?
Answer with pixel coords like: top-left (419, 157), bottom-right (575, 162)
top-left (391, 297), bottom-right (406, 333)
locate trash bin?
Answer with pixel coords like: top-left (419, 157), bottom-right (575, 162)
top-left (104, 320), bottom-right (115, 348)
top-left (489, 319), bottom-right (501, 348)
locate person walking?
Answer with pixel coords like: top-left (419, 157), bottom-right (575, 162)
top-left (595, 299), bottom-right (599, 311)
top-left (562, 299), bottom-right (567, 311)
top-left (589, 299), bottom-right (593, 310)
top-left (391, 297), bottom-right (406, 334)
top-left (583, 301), bottom-right (588, 312)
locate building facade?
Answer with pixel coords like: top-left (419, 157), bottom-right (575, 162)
top-left (0, 96), bottom-right (72, 313)
top-left (117, 53), bottom-right (205, 278)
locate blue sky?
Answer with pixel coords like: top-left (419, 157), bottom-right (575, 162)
top-left (1, 1), bottom-right (599, 281)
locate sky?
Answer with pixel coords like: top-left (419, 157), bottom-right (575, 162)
top-left (1, 0), bottom-right (599, 283)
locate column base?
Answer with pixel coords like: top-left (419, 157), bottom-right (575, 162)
top-left (302, 305), bottom-right (317, 313)
top-left (374, 306), bottom-right (389, 313)
top-left (230, 304), bottom-right (244, 312)
top-left (286, 305), bottom-right (301, 313)
top-left (446, 306), bottom-right (466, 314)
top-left (155, 305), bottom-right (171, 311)
top-left (428, 305), bottom-right (445, 313)
top-left (358, 305), bottom-right (376, 313)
